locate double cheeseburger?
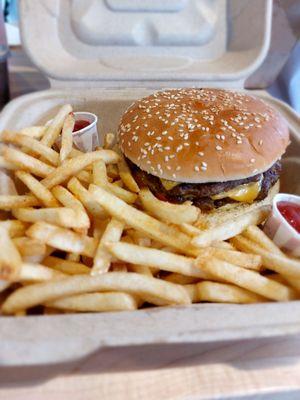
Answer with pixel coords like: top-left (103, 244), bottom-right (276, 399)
top-left (118, 88), bottom-right (289, 213)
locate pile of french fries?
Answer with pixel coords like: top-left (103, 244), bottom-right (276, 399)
top-left (0, 105), bottom-right (299, 316)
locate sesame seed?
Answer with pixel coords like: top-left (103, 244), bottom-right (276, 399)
top-left (162, 131), bottom-right (168, 136)
top-left (194, 166), bottom-right (200, 172)
top-left (259, 139), bottom-right (263, 145)
top-left (176, 166), bottom-right (181, 171)
top-left (168, 136), bottom-right (173, 141)
top-left (201, 166), bottom-right (207, 171)
top-left (172, 174), bottom-right (176, 179)
top-left (201, 161), bottom-right (207, 167)
top-left (216, 145), bottom-right (222, 151)
top-left (250, 158), bottom-right (255, 163)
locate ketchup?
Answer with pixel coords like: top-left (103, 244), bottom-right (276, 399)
top-left (277, 201), bottom-right (300, 234)
top-left (73, 119), bottom-right (90, 132)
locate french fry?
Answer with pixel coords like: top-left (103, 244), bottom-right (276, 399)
top-left (46, 292), bottom-right (138, 312)
top-left (67, 177), bottom-right (107, 219)
top-left (117, 153), bottom-right (139, 193)
top-left (231, 235), bottom-right (300, 278)
top-left (12, 207), bottom-right (88, 229)
top-left (111, 263), bottom-right (127, 272)
top-left (283, 275), bottom-right (300, 293)
top-left (51, 185), bottom-right (90, 230)
top-left (92, 162), bottom-right (137, 203)
top-left (0, 220), bottom-right (27, 237)
top-left (66, 253), bottom-right (81, 262)
top-left (13, 237), bottom-right (47, 259)
top-left (92, 218), bottom-right (124, 275)
top-left (19, 126), bottom-right (46, 139)
top-left (43, 256), bottom-right (90, 275)
top-left (0, 280), bottom-right (10, 293)
top-left (89, 185), bottom-right (198, 256)
top-left (41, 150), bottom-right (119, 189)
top-left (52, 185), bottom-right (85, 211)
top-left (15, 171), bottom-right (59, 207)
top-left (211, 241), bottom-right (235, 250)
top-left (196, 247), bottom-right (262, 271)
top-left (0, 195), bottom-right (40, 210)
top-left (197, 281), bottom-right (266, 304)
top-left (101, 182), bottom-right (138, 204)
top-left (17, 263), bottom-right (66, 282)
top-left (92, 218), bottom-right (110, 240)
top-left (1, 131), bottom-right (60, 165)
top-left (0, 228), bottom-right (22, 280)
top-left (106, 164), bottom-right (119, 179)
top-left (26, 222), bottom-right (97, 257)
top-left (184, 284), bottom-right (200, 302)
top-left (128, 264), bottom-right (152, 277)
top-left (180, 223), bottom-right (201, 236)
top-left (192, 208), bottom-right (269, 247)
top-left (76, 170), bottom-right (91, 184)
top-left (103, 132), bottom-right (115, 149)
top-left (165, 273), bottom-right (200, 285)
top-left (92, 159), bottom-right (108, 185)
top-left (242, 225), bottom-right (284, 256)
top-left (106, 242), bottom-right (209, 278)
top-left (200, 258), bottom-right (298, 301)
top-left (139, 188), bottom-right (199, 224)
top-left (112, 179), bottom-right (123, 187)
top-left (60, 113), bottom-right (75, 163)
top-left (2, 146), bottom-right (55, 178)
top-left (2, 272), bottom-right (191, 313)
top-left (41, 104), bottom-right (72, 147)
top-left (0, 156), bottom-right (18, 170)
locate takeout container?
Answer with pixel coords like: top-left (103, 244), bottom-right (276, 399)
top-left (264, 193), bottom-right (300, 257)
top-left (0, 0), bottom-right (300, 373)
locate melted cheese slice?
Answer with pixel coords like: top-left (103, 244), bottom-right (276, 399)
top-left (212, 180), bottom-right (262, 203)
top-left (160, 178), bottom-right (180, 190)
top-left (160, 177), bottom-right (262, 204)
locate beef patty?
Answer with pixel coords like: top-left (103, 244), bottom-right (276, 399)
top-left (127, 158), bottom-right (281, 211)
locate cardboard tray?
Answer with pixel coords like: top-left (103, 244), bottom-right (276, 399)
top-left (0, 88), bottom-right (299, 368)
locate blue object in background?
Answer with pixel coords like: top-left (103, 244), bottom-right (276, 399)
top-left (3, 0), bottom-right (19, 25)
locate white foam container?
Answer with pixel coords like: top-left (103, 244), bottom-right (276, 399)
top-left (0, 0), bottom-right (300, 371)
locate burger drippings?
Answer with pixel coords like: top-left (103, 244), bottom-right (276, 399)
top-left (127, 159), bottom-right (281, 211)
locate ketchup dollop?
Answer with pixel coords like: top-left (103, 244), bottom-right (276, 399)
top-left (277, 201), bottom-right (300, 234)
top-left (73, 119), bottom-right (90, 132)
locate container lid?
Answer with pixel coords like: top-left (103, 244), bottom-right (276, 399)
top-left (20, 0), bottom-right (272, 88)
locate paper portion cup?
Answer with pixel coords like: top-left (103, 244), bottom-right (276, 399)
top-left (49, 111), bottom-right (100, 152)
top-left (263, 193), bottom-right (300, 257)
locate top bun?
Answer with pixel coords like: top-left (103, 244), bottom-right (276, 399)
top-left (118, 88), bottom-right (289, 183)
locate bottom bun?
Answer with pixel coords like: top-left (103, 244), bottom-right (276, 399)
top-left (195, 181), bottom-right (280, 230)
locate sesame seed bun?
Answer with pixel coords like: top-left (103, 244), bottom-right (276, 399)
top-left (118, 88), bottom-right (289, 183)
